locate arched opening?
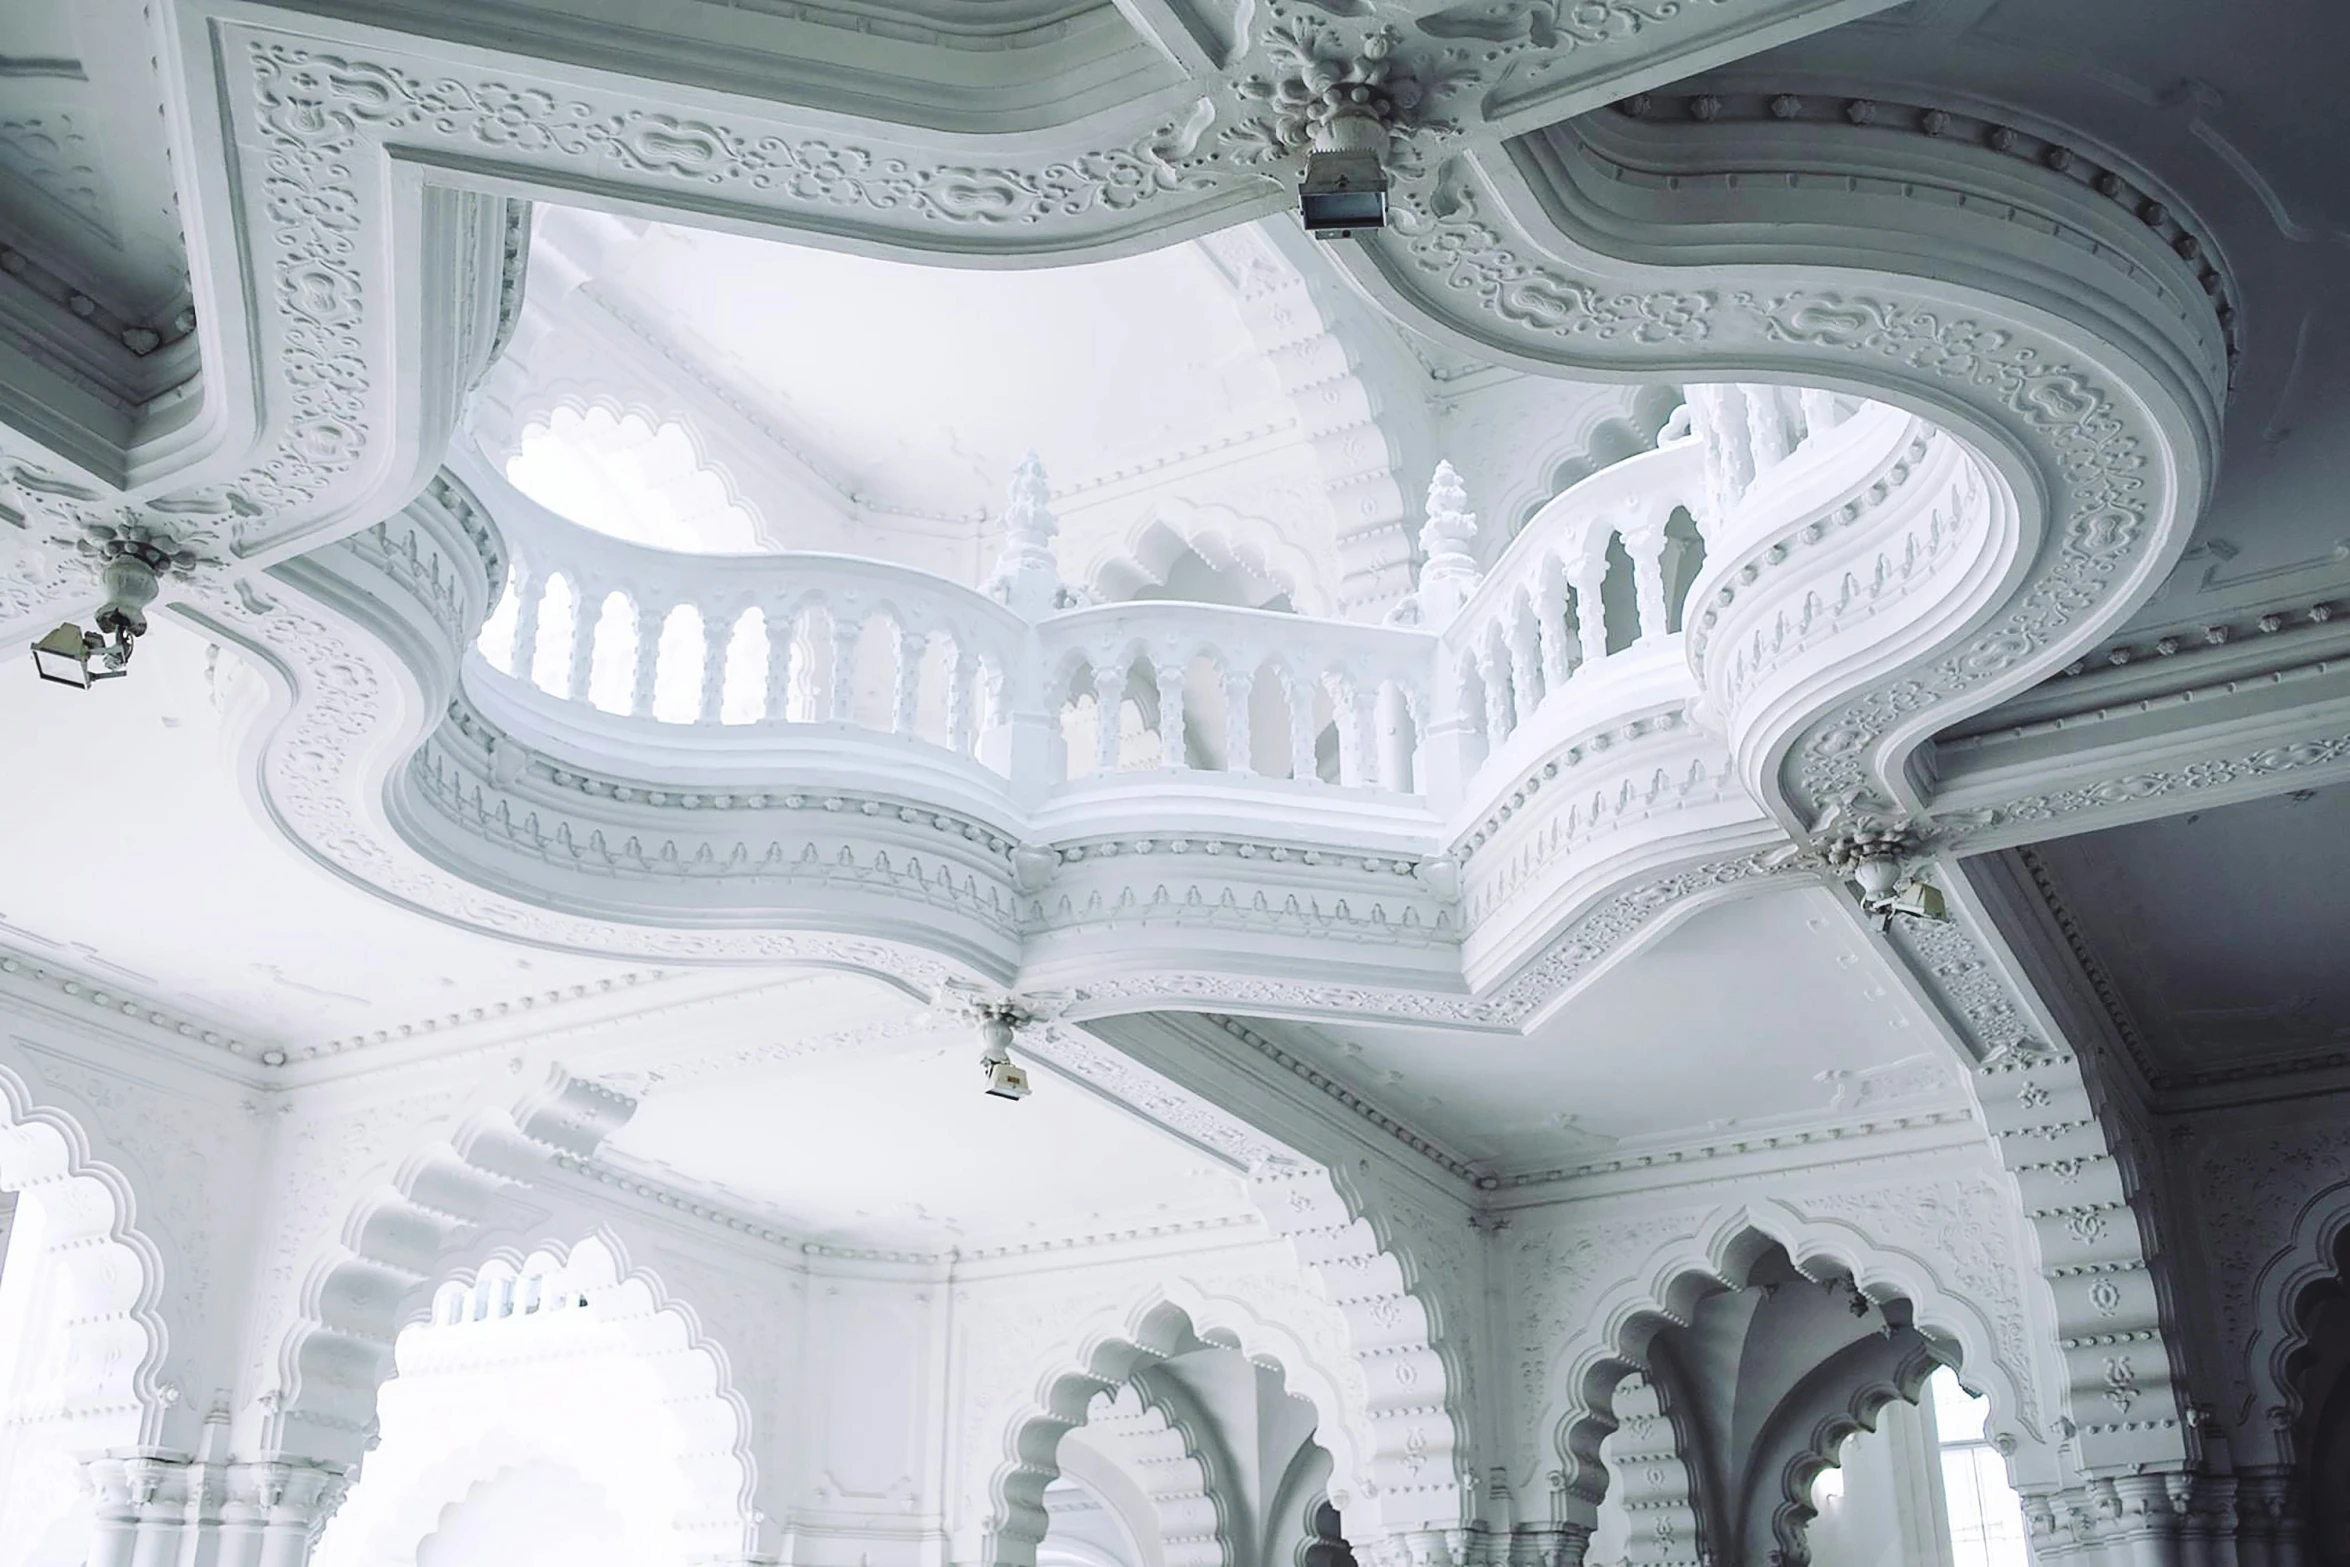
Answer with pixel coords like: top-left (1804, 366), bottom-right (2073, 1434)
top-left (2282, 1215), bottom-right (2350, 1560)
top-left (1598, 535), bottom-right (1640, 656)
top-left (1560, 1225), bottom-right (2031, 1567)
top-left (0, 1075), bottom-right (172, 1567)
top-left (1658, 507), bottom-right (1706, 635)
top-left (505, 405), bottom-right (763, 553)
top-left (315, 1234), bottom-right (751, 1567)
top-left (720, 607), bottom-right (768, 724)
top-left (651, 604), bottom-right (706, 724)
top-left (476, 562), bottom-right (522, 675)
top-left (526, 572), bottom-right (577, 697)
top-left (1002, 1307), bottom-right (1344, 1567)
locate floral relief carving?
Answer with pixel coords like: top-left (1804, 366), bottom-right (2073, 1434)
top-left (1395, 158), bottom-right (1715, 346)
top-left (2190, 1123), bottom-right (2350, 1413)
top-left (1740, 292), bottom-right (2151, 813)
top-left (1884, 912), bottom-right (2048, 1062)
top-left (1986, 736), bottom-right (2350, 833)
top-left (253, 44), bottom-right (1225, 230)
top-left (1785, 1179), bottom-right (2043, 1439)
top-left (1509, 1214), bottom-right (1682, 1410)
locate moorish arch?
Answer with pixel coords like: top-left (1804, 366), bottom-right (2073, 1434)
top-left (1053, 1384), bottom-right (1228, 1567)
top-left (1578, 1257), bottom-right (1948, 1567)
top-left (317, 1231), bottom-right (756, 1567)
top-left (0, 1060), bottom-right (174, 1456)
top-left (255, 1068), bottom-right (639, 1473)
top-left (984, 1283), bottom-right (1431, 1567)
top-left (2244, 1166), bottom-right (2350, 1476)
top-left (1540, 1197), bottom-right (2056, 1532)
top-left (1084, 501), bottom-right (1326, 618)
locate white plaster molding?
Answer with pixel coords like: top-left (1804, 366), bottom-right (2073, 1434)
top-left (2178, 1106), bottom-right (2350, 1472)
top-left (251, 1064), bottom-right (637, 1468)
top-left (1872, 858), bottom-right (2195, 1477)
top-left (0, 1055), bottom-right (176, 1453)
top-left (332, 1230), bottom-right (758, 1563)
top-left (1524, 1187), bottom-right (2051, 1514)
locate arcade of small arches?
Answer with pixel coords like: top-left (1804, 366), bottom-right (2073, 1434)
top-left (1, 0), bottom-right (2347, 1564)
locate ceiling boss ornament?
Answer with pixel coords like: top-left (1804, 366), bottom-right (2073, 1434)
top-left (6, 462), bottom-right (230, 689)
top-left (1230, 14), bottom-right (1461, 237)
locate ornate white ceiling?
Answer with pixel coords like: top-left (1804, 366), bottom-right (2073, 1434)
top-left (600, 1009), bottom-right (1257, 1251)
top-left (1292, 885), bottom-right (1960, 1174)
top-left (560, 220), bottom-right (1297, 526)
top-left (1706, 0), bottom-right (2350, 633)
top-left (0, 618), bottom-right (661, 1053)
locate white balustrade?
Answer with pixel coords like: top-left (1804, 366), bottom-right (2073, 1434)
top-left (1437, 426), bottom-right (1712, 770)
top-left (461, 393), bottom-right (1872, 814)
top-left (1431, 387), bottom-right (1880, 786)
top-left (1034, 602), bottom-right (1432, 790)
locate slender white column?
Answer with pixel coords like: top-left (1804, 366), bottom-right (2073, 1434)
top-left (1153, 658), bottom-right (1188, 771)
top-left (1092, 664), bottom-right (1125, 775)
top-left (1221, 667), bottom-right (1254, 776)
top-left (891, 624), bottom-right (926, 735)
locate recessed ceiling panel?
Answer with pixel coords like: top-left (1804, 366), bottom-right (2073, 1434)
top-left (2024, 783), bottom-right (2350, 1081)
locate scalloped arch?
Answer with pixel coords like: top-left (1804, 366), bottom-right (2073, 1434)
top-left (1083, 502), bottom-right (1332, 619)
top-left (2249, 1171), bottom-right (2350, 1442)
top-left (324, 1228), bottom-right (756, 1565)
top-left (987, 1289), bottom-right (1371, 1567)
top-left (262, 1068), bottom-right (638, 1470)
top-left (1760, 1338), bottom-right (1946, 1567)
top-left (503, 400), bottom-right (767, 552)
top-left (0, 1060), bottom-right (173, 1452)
top-left (1542, 1198), bottom-right (2045, 1517)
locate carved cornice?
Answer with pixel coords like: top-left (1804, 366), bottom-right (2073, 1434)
top-left (1603, 87), bottom-right (2240, 361)
top-left (2016, 846), bottom-right (2350, 1098)
top-left (0, 944), bottom-right (275, 1064)
top-left (1205, 1015), bottom-right (1484, 1184)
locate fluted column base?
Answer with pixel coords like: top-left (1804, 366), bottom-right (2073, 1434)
top-left (84, 1454), bottom-right (350, 1567)
top-left (2024, 1471), bottom-right (2305, 1566)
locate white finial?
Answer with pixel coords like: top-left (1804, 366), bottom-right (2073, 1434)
top-left (1387, 459), bottom-right (1483, 627)
top-left (1420, 460), bottom-right (1479, 566)
top-left (1004, 452), bottom-right (1058, 551)
top-left (983, 453), bottom-right (1083, 620)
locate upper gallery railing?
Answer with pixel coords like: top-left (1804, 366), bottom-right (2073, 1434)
top-left (462, 393), bottom-right (1872, 818)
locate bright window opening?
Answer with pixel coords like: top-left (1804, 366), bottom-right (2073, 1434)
top-left (504, 406), bottom-right (763, 554)
top-left (1928, 1367), bottom-right (2027, 1567)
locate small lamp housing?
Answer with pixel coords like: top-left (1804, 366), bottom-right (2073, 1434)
top-left (30, 623), bottom-right (99, 688)
top-left (1299, 147), bottom-right (1389, 239)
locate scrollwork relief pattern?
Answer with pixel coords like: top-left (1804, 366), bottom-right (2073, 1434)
top-left (1746, 292), bottom-right (2150, 815)
top-left (2190, 1122), bottom-right (2350, 1414)
top-left (1786, 1178), bottom-right (2043, 1438)
top-left (1397, 161), bottom-right (1717, 346)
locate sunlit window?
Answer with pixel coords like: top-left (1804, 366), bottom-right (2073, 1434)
top-left (1808, 1436), bottom-right (1847, 1509)
top-left (504, 406), bottom-right (762, 554)
top-left (1928, 1367), bottom-right (2028, 1567)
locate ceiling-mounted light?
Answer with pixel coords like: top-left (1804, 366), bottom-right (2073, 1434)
top-left (1299, 146), bottom-right (1388, 239)
top-left (1822, 826), bottom-right (1950, 931)
top-left (28, 541), bottom-right (162, 689)
top-left (977, 1006), bottom-right (1031, 1101)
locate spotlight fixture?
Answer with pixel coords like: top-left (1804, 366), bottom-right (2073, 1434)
top-left (934, 982), bottom-right (1069, 1101)
top-left (1299, 146), bottom-right (1388, 239)
top-left (28, 538), bottom-right (165, 689)
top-left (1822, 827), bottom-right (1949, 931)
top-left (977, 1005), bottom-right (1032, 1102)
